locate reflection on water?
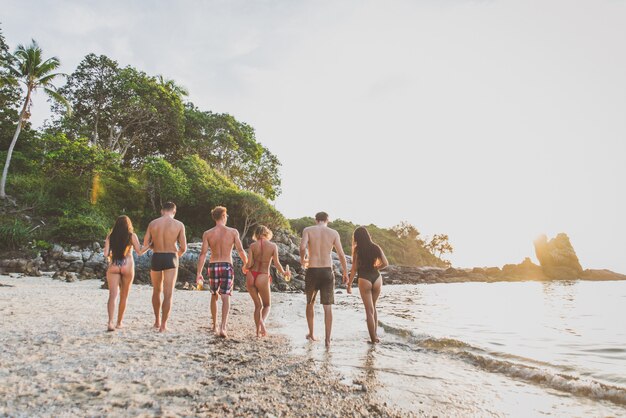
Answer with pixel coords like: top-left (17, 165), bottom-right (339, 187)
top-left (274, 280), bottom-right (626, 416)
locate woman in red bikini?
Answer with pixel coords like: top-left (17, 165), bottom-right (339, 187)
top-left (103, 215), bottom-right (145, 332)
top-left (243, 225), bottom-right (291, 337)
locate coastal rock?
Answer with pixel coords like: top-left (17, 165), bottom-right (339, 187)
top-left (534, 233), bottom-right (583, 279)
top-left (0, 257), bottom-right (42, 276)
top-left (61, 251), bottom-right (82, 262)
top-left (49, 244), bottom-right (64, 259)
top-left (580, 269), bottom-right (626, 281)
top-left (501, 258), bottom-right (547, 280)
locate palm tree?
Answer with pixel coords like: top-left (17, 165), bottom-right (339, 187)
top-left (157, 74), bottom-right (189, 97)
top-left (0, 40), bottom-right (70, 199)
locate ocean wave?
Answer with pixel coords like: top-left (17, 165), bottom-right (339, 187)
top-left (379, 321), bottom-right (626, 406)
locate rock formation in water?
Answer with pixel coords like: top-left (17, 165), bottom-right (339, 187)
top-left (533, 233), bottom-right (583, 279)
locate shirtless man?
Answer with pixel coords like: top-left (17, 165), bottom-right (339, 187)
top-left (299, 212), bottom-right (348, 347)
top-left (143, 202), bottom-right (187, 333)
top-left (196, 206), bottom-right (248, 338)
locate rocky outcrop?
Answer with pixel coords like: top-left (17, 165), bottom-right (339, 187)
top-left (501, 257), bottom-right (548, 280)
top-left (0, 257), bottom-right (44, 276)
top-left (534, 233), bottom-right (583, 279)
top-left (1, 230), bottom-right (353, 292)
top-left (3, 231), bottom-right (626, 286)
top-left (580, 269), bottom-right (626, 281)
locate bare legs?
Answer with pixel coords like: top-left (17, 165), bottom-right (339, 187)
top-left (323, 304), bottom-right (333, 347)
top-left (210, 289), bottom-right (231, 338)
top-left (116, 267), bottom-right (134, 328)
top-left (305, 300), bottom-right (333, 347)
top-left (219, 294), bottom-right (230, 338)
top-left (160, 269), bottom-right (177, 332)
top-left (150, 268), bottom-right (178, 332)
top-left (150, 271), bottom-right (163, 329)
top-left (246, 274), bottom-right (271, 337)
top-left (106, 263), bottom-right (134, 331)
top-left (106, 270), bottom-right (121, 331)
top-left (210, 293), bottom-right (218, 332)
top-left (358, 278), bottom-right (382, 343)
top-left (305, 302), bottom-right (317, 341)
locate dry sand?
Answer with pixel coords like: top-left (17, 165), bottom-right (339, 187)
top-left (0, 275), bottom-right (408, 417)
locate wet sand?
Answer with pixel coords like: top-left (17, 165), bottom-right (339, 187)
top-left (0, 276), bottom-right (407, 417)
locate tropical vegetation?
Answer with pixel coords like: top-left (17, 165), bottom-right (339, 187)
top-left (0, 25), bottom-right (451, 267)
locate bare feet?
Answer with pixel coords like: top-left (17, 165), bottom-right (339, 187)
top-left (259, 321), bottom-right (267, 337)
top-left (107, 323), bottom-right (115, 332)
top-left (219, 329), bottom-right (228, 338)
top-left (159, 324), bottom-right (168, 333)
top-left (153, 321), bottom-right (161, 330)
top-left (211, 324), bottom-right (217, 333)
top-left (116, 322), bottom-right (124, 329)
top-left (325, 338), bottom-right (331, 347)
top-left (306, 334), bottom-right (318, 341)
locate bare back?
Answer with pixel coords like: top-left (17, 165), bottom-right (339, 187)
top-left (207, 225), bottom-right (239, 264)
top-left (249, 239), bottom-right (276, 274)
top-left (147, 216), bottom-right (184, 253)
top-left (302, 225), bottom-right (340, 268)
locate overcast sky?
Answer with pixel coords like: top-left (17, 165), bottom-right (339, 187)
top-left (3, 0), bottom-right (626, 271)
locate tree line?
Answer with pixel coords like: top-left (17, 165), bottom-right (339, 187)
top-left (0, 27), bottom-right (285, 247)
top-left (0, 26), bottom-right (452, 268)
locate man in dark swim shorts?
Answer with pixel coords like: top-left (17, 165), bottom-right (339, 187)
top-left (305, 267), bottom-right (335, 305)
top-left (299, 212), bottom-right (348, 347)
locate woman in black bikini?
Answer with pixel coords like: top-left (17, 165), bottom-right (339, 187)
top-left (103, 215), bottom-right (144, 332)
top-left (348, 226), bottom-right (389, 343)
top-left (243, 225), bottom-right (291, 337)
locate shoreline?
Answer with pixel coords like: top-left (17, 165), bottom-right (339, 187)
top-left (2, 236), bottom-right (626, 289)
top-left (0, 275), bottom-right (408, 417)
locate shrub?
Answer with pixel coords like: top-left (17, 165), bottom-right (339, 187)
top-left (0, 219), bottom-right (34, 250)
top-left (52, 212), bottom-right (110, 243)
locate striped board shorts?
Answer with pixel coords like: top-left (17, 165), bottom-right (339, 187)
top-left (208, 262), bottom-right (234, 295)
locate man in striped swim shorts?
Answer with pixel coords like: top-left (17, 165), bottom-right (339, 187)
top-left (196, 206), bottom-right (248, 338)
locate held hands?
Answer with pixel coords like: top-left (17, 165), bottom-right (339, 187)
top-left (342, 273), bottom-right (349, 285)
top-left (242, 266), bottom-right (249, 275)
top-left (346, 283), bottom-right (353, 294)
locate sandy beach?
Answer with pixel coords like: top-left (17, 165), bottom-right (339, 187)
top-left (0, 275), bottom-right (407, 417)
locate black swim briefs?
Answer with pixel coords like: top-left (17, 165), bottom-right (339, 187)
top-left (151, 252), bottom-right (178, 271)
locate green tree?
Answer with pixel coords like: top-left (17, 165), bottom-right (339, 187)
top-left (425, 234), bottom-right (453, 264)
top-left (391, 221), bottom-right (421, 241)
top-left (143, 157), bottom-right (190, 215)
top-left (56, 54), bottom-right (185, 164)
top-left (234, 190), bottom-right (285, 239)
top-left (0, 40), bottom-right (70, 199)
top-left (0, 25), bottom-right (24, 150)
top-left (183, 103), bottom-right (281, 199)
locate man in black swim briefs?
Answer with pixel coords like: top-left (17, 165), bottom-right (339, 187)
top-left (143, 202), bottom-right (187, 332)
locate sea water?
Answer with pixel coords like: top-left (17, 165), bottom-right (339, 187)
top-left (274, 280), bottom-right (626, 416)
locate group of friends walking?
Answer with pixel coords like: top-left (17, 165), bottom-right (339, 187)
top-left (103, 203), bottom-right (388, 346)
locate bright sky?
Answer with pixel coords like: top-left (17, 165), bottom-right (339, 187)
top-left (3, 0), bottom-right (626, 271)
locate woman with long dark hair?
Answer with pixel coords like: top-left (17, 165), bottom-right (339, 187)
top-left (348, 226), bottom-right (389, 343)
top-left (103, 215), bottom-right (144, 331)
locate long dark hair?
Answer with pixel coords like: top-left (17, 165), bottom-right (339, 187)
top-left (352, 226), bottom-right (382, 269)
top-left (109, 215), bottom-right (133, 261)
